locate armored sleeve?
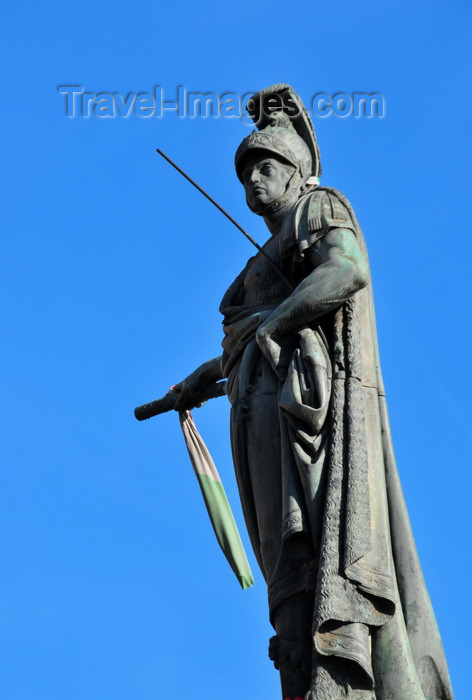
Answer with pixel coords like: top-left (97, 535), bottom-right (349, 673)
top-left (296, 188), bottom-right (357, 259)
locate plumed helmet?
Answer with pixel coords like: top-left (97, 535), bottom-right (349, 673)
top-left (235, 115), bottom-right (313, 184)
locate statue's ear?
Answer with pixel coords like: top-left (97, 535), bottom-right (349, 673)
top-left (246, 84), bottom-right (322, 179)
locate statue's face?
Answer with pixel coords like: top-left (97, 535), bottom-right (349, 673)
top-left (242, 155), bottom-right (295, 211)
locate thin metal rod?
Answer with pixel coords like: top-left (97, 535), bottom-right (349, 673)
top-left (156, 149), bottom-right (293, 291)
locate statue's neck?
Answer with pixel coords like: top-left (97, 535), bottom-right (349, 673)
top-left (263, 198), bottom-right (298, 235)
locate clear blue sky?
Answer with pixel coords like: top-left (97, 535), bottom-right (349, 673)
top-left (2, 1), bottom-right (470, 698)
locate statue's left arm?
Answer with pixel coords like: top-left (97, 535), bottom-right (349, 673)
top-left (256, 226), bottom-right (369, 379)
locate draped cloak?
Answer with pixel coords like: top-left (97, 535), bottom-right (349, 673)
top-left (219, 187), bottom-right (454, 700)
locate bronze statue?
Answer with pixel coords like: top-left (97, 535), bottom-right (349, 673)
top-left (137, 85), bottom-right (454, 700)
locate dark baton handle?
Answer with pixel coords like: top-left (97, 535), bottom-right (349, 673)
top-left (134, 381), bottom-right (228, 421)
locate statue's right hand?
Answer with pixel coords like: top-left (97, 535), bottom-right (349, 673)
top-left (172, 368), bottom-right (208, 412)
top-left (170, 357), bottom-right (223, 412)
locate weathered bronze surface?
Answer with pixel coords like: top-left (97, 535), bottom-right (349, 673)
top-left (140, 84), bottom-right (454, 700)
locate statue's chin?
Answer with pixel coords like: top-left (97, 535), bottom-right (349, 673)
top-left (246, 194), bottom-right (275, 216)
